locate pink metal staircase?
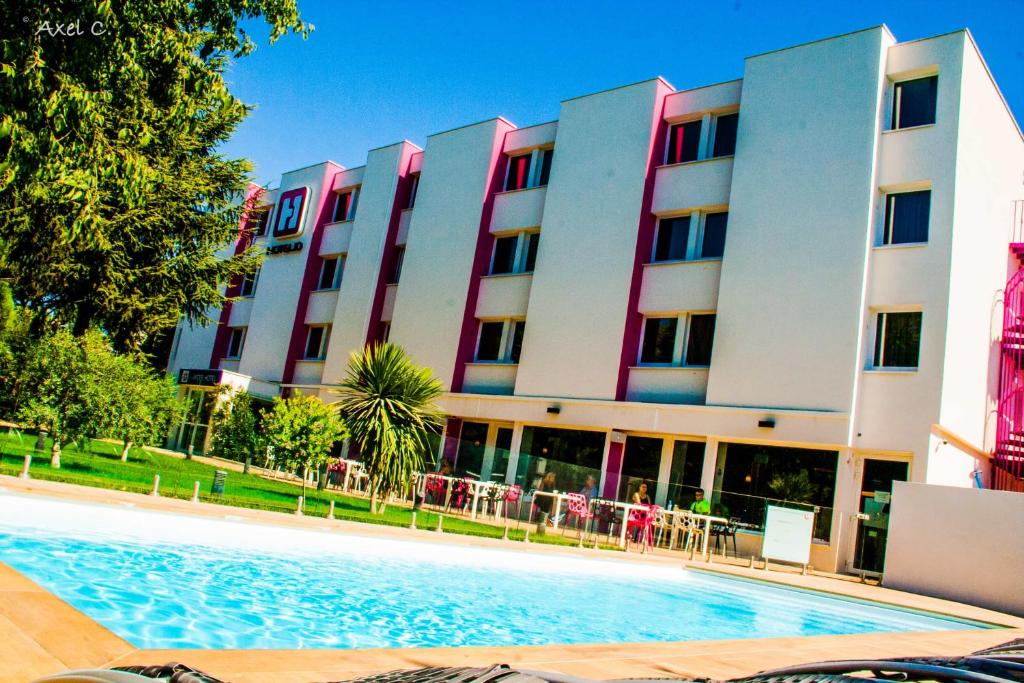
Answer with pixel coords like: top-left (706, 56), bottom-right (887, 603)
top-left (995, 200), bottom-right (1024, 492)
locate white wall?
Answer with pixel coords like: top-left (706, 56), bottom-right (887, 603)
top-left (321, 142), bottom-right (416, 385)
top-left (389, 119), bottom-right (512, 388)
top-left (237, 162), bottom-right (340, 383)
top-left (515, 79), bottom-right (668, 400)
top-left (937, 33), bottom-right (1024, 483)
top-left (884, 481), bottom-right (1024, 615)
top-left (707, 27), bottom-right (893, 412)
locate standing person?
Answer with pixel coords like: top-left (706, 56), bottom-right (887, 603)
top-left (689, 489), bottom-right (711, 515)
top-left (534, 471), bottom-right (557, 526)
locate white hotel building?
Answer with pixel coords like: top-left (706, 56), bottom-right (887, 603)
top-left (168, 26), bottom-right (1024, 574)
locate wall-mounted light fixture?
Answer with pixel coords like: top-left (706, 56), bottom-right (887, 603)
top-left (547, 405), bottom-right (561, 415)
top-left (758, 418), bottom-right (776, 429)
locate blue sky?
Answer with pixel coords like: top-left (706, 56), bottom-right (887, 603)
top-left (222, 0), bottom-right (1024, 185)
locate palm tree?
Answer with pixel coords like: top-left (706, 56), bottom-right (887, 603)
top-left (332, 342), bottom-right (445, 514)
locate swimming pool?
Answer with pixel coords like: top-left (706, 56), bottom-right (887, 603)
top-left (0, 493), bottom-right (982, 650)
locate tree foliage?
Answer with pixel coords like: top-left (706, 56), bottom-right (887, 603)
top-left (332, 343), bottom-right (445, 513)
top-left (768, 470), bottom-right (817, 504)
top-left (262, 393), bottom-right (346, 499)
top-left (0, 1), bottom-right (309, 350)
top-left (210, 390), bottom-right (265, 466)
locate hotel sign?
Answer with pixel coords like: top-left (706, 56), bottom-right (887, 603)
top-left (272, 186), bottom-right (309, 239)
top-left (178, 368), bottom-right (222, 387)
top-left (266, 241), bottom-right (304, 256)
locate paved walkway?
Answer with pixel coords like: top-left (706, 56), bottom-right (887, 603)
top-left (2, 475), bottom-right (1021, 683)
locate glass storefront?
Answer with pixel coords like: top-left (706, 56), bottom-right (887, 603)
top-left (514, 426), bottom-right (605, 495)
top-left (618, 436), bottom-right (661, 502)
top-left (173, 388), bottom-right (215, 454)
top-left (714, 443), bottom-right (838, 542)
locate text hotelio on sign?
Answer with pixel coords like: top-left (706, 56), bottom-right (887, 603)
top-left (266, 241), bottom-right (304, 256)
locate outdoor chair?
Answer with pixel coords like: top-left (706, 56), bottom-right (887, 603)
top-left (711, 517), bottom-right (740, 556)
top-left (500, 484), bottom-right (522, 520)
top-left (447, 478), bottom-right (470, 513)
top-left (563, 492), bottom-right (594, 537)
top-left (625, 504), bottom-right (659, 553)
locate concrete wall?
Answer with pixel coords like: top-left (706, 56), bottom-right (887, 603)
top-left (389, 119), bottom-right (512, 388)
top-left (707, 27), bottom-right (893, 412)
top-left (885, 481), bottom-right (1024, 615)
top-left (515, 79), bottom-right (666, 400)
top-left (321, 142), bottom-right (417, 384)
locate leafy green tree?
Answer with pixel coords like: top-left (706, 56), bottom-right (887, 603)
top-left (210, 390), bottom-right (265, 471)
top-left (261, 394), bottom-right (346, 500)
top-left (0, 1), bottom-right (308, 350)
top-left (16, 329), bottom-right (105, 467)
top-left (332, 343), bottom-right (445, 514)
top-left (769, 470), bottom-right (817, 504)
top-left (95, 351), bottom-right (183, 461)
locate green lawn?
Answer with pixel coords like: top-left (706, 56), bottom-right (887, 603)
top-left (0, 430), bottom-right (620, 550)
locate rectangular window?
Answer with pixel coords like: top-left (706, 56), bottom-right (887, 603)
top-left (249, 210), bottom-right (270, 237)
top-left (892, 76), bottom-right (937, 129)
top-left (505, 153), bottom-right (531, 191)
top-left (685, 314), bottom-right (716, 366)
top-left (240, 268), bottom-right (259, 297)
top-left (406, 174), bottom-right (420, 209)
top-left (226, 327), bottom-right (246, 359)
top-left (476, 321), bottom-right (504, 361)
top-left (701, 212), bottom-right (728, 258)
top-left (333, 190), bottom-right (357, 222)
top-left (711, 113), bottom-right (738, 158)
top-left (640, 318), bottom-right (677, 364)
top-left (873, 312), bottom-right (922, 368)
top-left (523, 232), bottom-right (539, 272)
top-left (883, 190), bottom-right (930, 245)
top-left (537, 149), bottom-right (553, 186)
top-left (317, 257), bottom-right (342, 290)
top-left (491, 236), bottom-right (518, 275)
top-left (667, 440), bottom-right (704, 508)
top-left (380, 321), bottom-right (391, 343)
top-left (389, 246), bottom-right (405, 284)
top-left (666, 120), bottom-right (702, 164)
top-left (654, 216), bottom-right (690, 262)
top-left (304, 325), bottom-right (331, 360)
top-left (509, 320), bottom-right (526, 363)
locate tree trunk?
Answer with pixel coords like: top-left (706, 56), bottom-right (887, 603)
top-left (50, 441), bottom-right (61, 469)
top-left (120, 440), bottom-right (131, 462)
top-left (370, 489), bottom-right (378, 515)
top-left (301, 466), bottom-right (307, 500)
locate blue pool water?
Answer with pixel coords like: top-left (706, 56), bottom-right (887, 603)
top-left (0, 495), bottom-right (981, 650)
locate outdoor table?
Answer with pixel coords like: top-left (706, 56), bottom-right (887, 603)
top-left (529, 490), bottom-right (574, 529)
top-left (415, 473), bottom-right (492, 519)
top-left (587, 497), bottom-right (647, 548)
top-left (339, 458), bottom-right (364, 492)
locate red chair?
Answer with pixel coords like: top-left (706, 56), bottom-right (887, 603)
top-left (626, 504), bottom-right (660, 552)
top-left (564, 492), bottom-right (594, 529)
top-left (502, 484), bottom-right (522, 519)
top-left (425, 475), bottom-right (447, 506)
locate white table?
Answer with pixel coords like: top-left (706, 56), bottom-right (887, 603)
top-left (416, 473), bottom-right (493, 519)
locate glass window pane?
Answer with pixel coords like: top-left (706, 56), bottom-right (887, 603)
top-left (701, 212), bottom-right (728, 258)
top-left (515, 426), bottom-right (605, 493)
top-left (685, 314), bottom-right (716, 366)
top-left (333, 193), bottom-right (352, 222)
top-left (390, 247), bottom-right (404, 284)
top-left (524, 232), bottom-right (539, 272)
top-left (476, 321), bottom-right (504, 361)
top-left (667, 120), bottom-right (702, 164)
top-left (667, 440), bottom-right (704, 508)
top-left (538, 149), bottom-right (553, 186)
top-left (491, 237), bottom-right (517, 275)
top-left (619, 436), bottom-right (663, 501)
top-left (305, 327), bottom-right (323, 359)
top-left (318, 258), bottom-right (338, 289)
top-left (509, 321), bottom-right (525, 363)
top-left (881, 312), bottom-right (921, 367)
top-left (885, 191), bottom-right (930, 244)
top-left (712, 113), bottom-right (738, 157)
top-left (455, 421), bottom-right (488, 477)
top-left (505, 154), bottom-right (531, 191)
top-left (640, 318), bottom-right (677, 364)
top-left (894, 76), bottom-right (937, 129)
top-left (654, 216), bottom-right (690, 262)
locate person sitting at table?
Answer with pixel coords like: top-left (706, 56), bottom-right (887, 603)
top-left (578, 475), bottom-right (598, 501)
top-left (534, 471), bottom-right (557, 526)
top-left (689, 489), bottom-right (711, 515)
top-left (631, 481), bottom-right (652, 506)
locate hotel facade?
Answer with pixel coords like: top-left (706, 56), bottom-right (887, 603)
top-left (167, 27), bottom-right (1024, 574)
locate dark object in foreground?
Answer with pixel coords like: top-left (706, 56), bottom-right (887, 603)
top-left (32, 639), bottom-right (1024, 683)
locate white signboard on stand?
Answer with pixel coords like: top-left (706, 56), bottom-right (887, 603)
top-left (762, 505), bottom-right (814, 566)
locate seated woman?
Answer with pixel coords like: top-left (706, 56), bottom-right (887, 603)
top-left (631, 481), bottom-right (652, 506)
top-left (533, 471), bottom-right (557, 525)
top-left (578, 475), bottom-right (598, 501)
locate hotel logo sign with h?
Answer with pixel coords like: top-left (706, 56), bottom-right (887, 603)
top-left (273, 187), bottom-right (309, 239)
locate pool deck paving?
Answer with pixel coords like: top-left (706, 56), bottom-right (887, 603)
top-left (1, 474), bottom-right (1022, 683)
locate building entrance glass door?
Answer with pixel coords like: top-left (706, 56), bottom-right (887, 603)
top-left (852, 458), bottom-right (909, 575)
top-left (174, 389), bottom-right (215, 455)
